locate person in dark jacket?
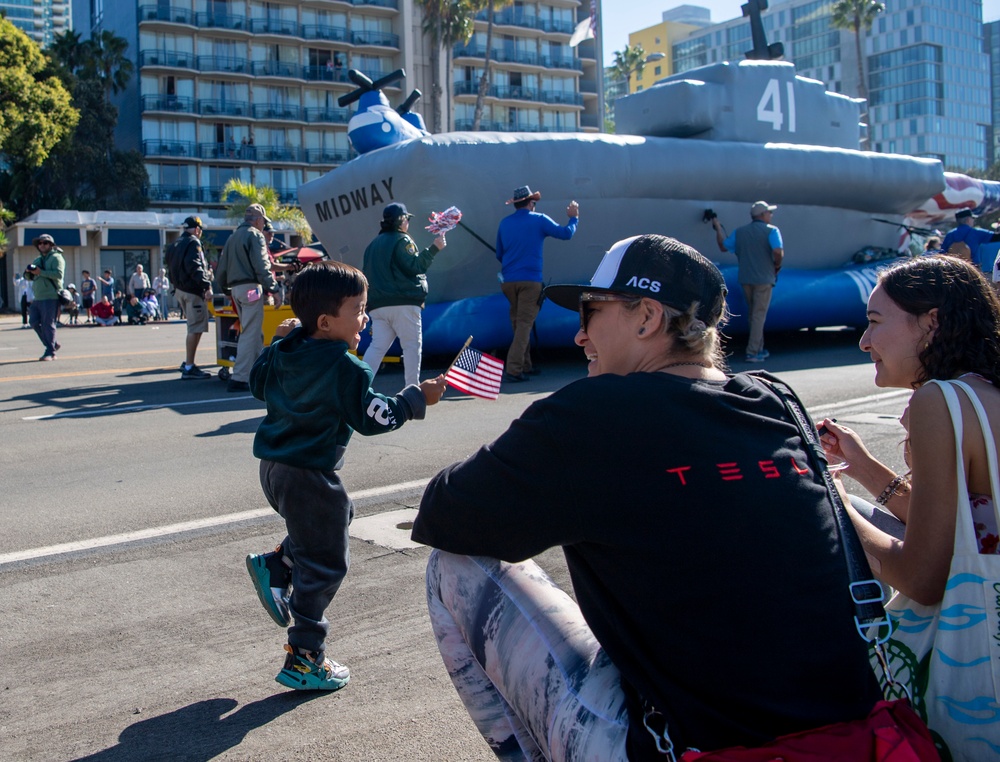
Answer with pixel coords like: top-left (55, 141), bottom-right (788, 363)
top-left (243, 261), bottom-right (446, 691)
top-left (361, 202), bottom-right (446, 387)
top-left (166, 216), bottom-right (214, 380)
top-left (412, 234), bottom-right (881, 759)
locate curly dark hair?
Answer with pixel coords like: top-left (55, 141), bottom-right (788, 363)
top-left (878, 255), bottom-right (1000, 386)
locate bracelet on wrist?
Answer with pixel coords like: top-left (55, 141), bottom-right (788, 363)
top-left (875, 474), bottom-right (910, 506)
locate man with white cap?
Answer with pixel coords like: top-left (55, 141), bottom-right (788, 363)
top-left (712, 200), bottom-right (783, 363)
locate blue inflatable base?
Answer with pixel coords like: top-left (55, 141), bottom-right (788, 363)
top-left (357, 260), bottom-right (895, 358)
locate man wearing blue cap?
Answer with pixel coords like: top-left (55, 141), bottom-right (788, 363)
top-left (362, 202), bottom-right (446, 387)
top-left (941, 209), bottom-right (1000, 271)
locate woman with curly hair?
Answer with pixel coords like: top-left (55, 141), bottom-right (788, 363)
top-left (819, 254), bottom-right (1000, 756)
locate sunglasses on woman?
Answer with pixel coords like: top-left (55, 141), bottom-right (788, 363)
top-left (578, 292), bottom-right (642, 332)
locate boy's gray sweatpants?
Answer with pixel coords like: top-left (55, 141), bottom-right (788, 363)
top-left (260, 459), bottom-right (353, 657)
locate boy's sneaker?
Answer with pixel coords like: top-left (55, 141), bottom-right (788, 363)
top-left (246, 546), bottom-right (292, 626)
top-left (180, 364), bottom-right (211, 380)
top-left (275, 645), bottom-right (350, 691)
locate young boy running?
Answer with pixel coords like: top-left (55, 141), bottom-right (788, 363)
top-left (245, 261), bottom-right (446, 690)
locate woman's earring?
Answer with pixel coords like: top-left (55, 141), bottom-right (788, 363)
top-left (638, 328), bottom-right (646, 335)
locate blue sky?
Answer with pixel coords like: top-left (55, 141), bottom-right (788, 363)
top-left (600, 0), bottom-right (1000, 64)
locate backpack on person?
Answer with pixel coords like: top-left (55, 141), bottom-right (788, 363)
top-left (165, 236), bottom-right (197, 294)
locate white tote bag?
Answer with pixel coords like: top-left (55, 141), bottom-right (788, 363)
top-left (881, 379), bottom-right (1000, 760)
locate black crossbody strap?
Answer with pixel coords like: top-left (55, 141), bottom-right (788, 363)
top-left (746, 371), bottom-right (892, 643)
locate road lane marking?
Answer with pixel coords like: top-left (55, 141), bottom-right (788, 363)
top-left (7, 366), bottom-right (176, 383)
top-left (23, 394), bottom-right (255, 420)
top-left (809, 389), bottom-right (909, 416)
top-left (0, 479), bottom-right (431, 567)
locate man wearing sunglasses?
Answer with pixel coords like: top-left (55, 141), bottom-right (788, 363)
top-left (496, 185), bottom-right (579, 382)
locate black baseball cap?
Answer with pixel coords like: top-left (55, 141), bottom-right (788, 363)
top-left (545, 235), bottom-right (728, 325)
top-left (956, 209), bottom-right (974, 220)
top-left (183, 215), bottom-right (203, 229)
top-left (383, 202), bottom-right (413, 221)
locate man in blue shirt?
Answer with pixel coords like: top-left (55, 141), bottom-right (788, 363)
top-left (496, 185), bottom-right (579, 382)
top-left (941, 209), bottom-right (1000, 272)
top-left (712, 200), bottom-right (784, 363)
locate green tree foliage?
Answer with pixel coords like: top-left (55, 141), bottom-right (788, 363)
top-left (612, 44), bottom-right (648, 91)
top-left (220, 179), bottom-right (312, 243)
top-left (0, 18), bottom-right (79, 170)
top-left (1, 27), bottom-right (147, 216)
top-left (417, 0), bottom-right (479, 132)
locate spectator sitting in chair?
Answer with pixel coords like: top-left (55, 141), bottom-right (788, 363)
top-left (141, 289), bottom-right (160, 320)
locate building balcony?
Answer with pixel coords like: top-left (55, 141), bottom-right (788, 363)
top-left (197, 56), bottom-right (250, 75)
top-left (142, 139), bottom-right (196, 158)
top-left (349, 30), bottom-right (399, 48)
top-left (141, 94), bottom-right (194, 113)
top-left (454, 81), bottom-right (580, 106)
top-left (306, 147), bottom-right (353, 163)
top-left (276, 188), bottom-right (299, 204)
top-left (251, 60), bottom-right (305, 79)
top-left (249, 17), bottom-right (302, 37)
top-left (198, 187), bottom-right (222, 204)
top-left (453, 44), bottom-right (581, 71)
top-left (579, 113), bottom-right (600, 129)
top-left (196, 99), bottom-right (250, 117)
top-left (139, 50), bottom-right (195, 69)
top-left (139, 5), bottom-right (195, 24)
top-left (198, 142), bottom-right (249, 160)
top-left (254, 145), bottom-right (307, 162)
top-left (195, 11), bottom-right (248, 31)
top-left (304, 106), bottom-right (351, 124)
top-left (454, 119), bottom-right (576, 133)
top-left (540, 55), bottom-right (583, 71)
top-left (146, 185), bottom-right (197, 202)
top-left (473, 8), bottom-right (573, 34)
top-left (351, 0), bottom-right (398, 8)
top-left (301, 24), bottom-right (349, 42)
top-left (302, 65), bottom-right (352, 83)
top-left (252, 104), bottom-right (304, 120)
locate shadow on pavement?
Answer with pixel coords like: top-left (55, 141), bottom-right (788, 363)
top-left (72, 693), bottom-right (324, 762)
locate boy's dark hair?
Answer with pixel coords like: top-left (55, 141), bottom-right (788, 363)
top-left (290, 261), bottom-right (368, 335)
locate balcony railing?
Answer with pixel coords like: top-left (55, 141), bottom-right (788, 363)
top-left (303, 65), bottom-right (352, 83)
top-left (453, 44), bottom-right (582, 71)
top-left (146, 185), bottom-right (197, 202)
top-left (253, 145), bottom-right (306, 162)
top-left (198, 142), bottom-right (246, 160)
top-left (306, 147), bottom-right (352, 163)
top-left (453, 119), bottom-right (576, 133)
top-left (139, 50), bottom-right (195, 68)
top-left (196, 99), bottom-right (250, 117)
top-left (252, 104), bottom-right (304, 120)
top-left (351, 0), bottom-right (397, 8)
top-left (453, 82), bottom-right (582, 106)
top-left (474, 8), bottom-right (574, 34)
top-left (301, 24), bottom-right (349, 42)
top-left (541, 90), bottom-right (583, 105)
top-left (195, 11), bottom-right (248, 31)
top-left (249, 17), bottom-right (301, 36)
top-left (142, 139), bottom-right (196, 157)
top-left (540, 55), bottom-right (583, 71)
top-left (139, 5), bottom-right (194, 24)
top-left (304, 106), bottom-right (351, 123)
top-left (196, 55), bottom-right (250, 74)
top-left (141, 94), bottom-right (194, 112)
top-left (251, 60), bottom-right (303, 78)
top-left (349, 30), bottom-right (399, 48)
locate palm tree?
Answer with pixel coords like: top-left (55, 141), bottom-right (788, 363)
top-left (50, 29), bottom-right (86, 74)
top-left (831, 0), bottom-right (884, 147)
top-left (417, 0), bottom-right (479, 132)
top-left (441, 0), bottom-right (478, 132)
top-left (82, 30), bottom-right (136, 103)
top-left (220, 179), bottom-right (312, 242)
top-left (471, 0), bottom-right (513, 130)
top-left (612, 44), bottom-right (647, 94)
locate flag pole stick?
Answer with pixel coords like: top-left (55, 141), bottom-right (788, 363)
top-left (444, 336), bottom-right (474, 383)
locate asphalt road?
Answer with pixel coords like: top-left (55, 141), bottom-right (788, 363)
top-left (0, 315), bottom-right (911, 761)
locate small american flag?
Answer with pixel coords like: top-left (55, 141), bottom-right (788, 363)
top-left (445, 347), bottom-right (504, 400)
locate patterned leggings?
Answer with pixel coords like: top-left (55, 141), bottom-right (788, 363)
top-left (425, 550), bottom-right (630, 761)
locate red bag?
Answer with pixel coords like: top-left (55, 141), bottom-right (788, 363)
top-left (680, 700), bottom-right (939, 761)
